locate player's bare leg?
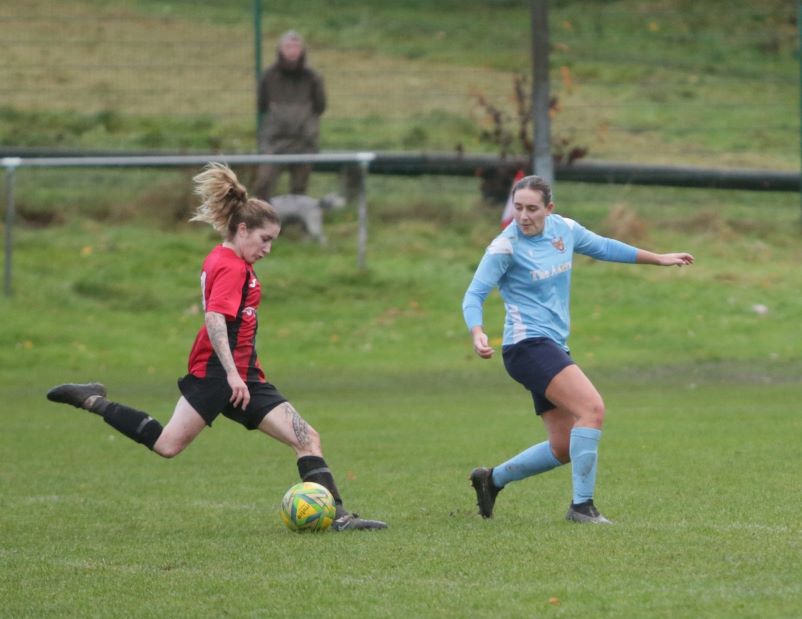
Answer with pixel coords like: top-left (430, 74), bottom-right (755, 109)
top-left (257, 400), bottom-right (321, 457)
top-left (259, 402), bottom-right (387, 531)
top-left (545, 366), bottom-right (612, 524)
top-left (151, 397), bottom-right (207, 458)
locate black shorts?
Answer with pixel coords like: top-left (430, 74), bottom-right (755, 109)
top-left (502, 337), bottom-right (575, 415)
top-left (177, 374), bottom-right (288, 430)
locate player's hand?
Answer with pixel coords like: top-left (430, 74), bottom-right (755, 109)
top-left (660, 252), bottom-right (694, 266)
top-left (472, 329), bottom-right (495, 359)
top-left (227, 371), bottom-right (250, 409)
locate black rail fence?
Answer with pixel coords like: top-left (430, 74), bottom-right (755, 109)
top-left (2, 148), bottom-right (799, 191)
top-left (2, 149), bottom-right (800, 297)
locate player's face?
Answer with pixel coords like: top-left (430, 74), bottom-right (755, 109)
top-left (236, 222), bottom-right (281, 264)
top-left (512, 188), bottom-right (553, 236)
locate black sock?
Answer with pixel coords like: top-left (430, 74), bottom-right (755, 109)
top-left (571, 499), bottom-right (595, 512)
top-left (297, 455), bottom-right (344, 514)
top-left (90, 398), bottom-right (163, 450)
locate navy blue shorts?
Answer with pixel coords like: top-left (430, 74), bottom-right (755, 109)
top-left (502, 337), bottom-right (575, 415)
top-left (177, 374), bottom-right (288, 430)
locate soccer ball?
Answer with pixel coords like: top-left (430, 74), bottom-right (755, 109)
top-left (280, 482), bottom-right (336, 532)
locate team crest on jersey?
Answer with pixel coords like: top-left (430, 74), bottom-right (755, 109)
top-left (249, 277), bottom-right (258, 288)
top-left (551, 236), bottom-right (565, 252)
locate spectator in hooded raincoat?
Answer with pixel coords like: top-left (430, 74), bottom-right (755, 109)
top-left (255, 30), bottom-right (326, 200)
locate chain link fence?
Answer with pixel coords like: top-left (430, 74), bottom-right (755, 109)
top-left (1, 1), bottom-right (798, 168)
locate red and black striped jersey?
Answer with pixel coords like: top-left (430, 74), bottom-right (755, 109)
top-left (187, 245), bottom-right (266, 382)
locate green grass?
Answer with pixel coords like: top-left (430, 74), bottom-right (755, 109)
top-left (1, 1), bottom-right (801, 615)
top-left (2, 372), bottom-right (801, 617)
top-left (1, 178), bottom-right (802, 617)
top-left (0, 0), bottom-right (797, 169)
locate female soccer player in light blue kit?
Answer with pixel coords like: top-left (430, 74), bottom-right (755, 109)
top-left (463, 175), bottom-right (693, 524)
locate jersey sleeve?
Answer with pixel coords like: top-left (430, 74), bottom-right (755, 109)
top-left (462, 236), bottom-right (513, 330)
top-left (569, 218), bottom-right (638, 263)
top-left (205, 263), bottom-right (246, 320)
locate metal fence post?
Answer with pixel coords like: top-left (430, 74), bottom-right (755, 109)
top-left (357, 157), bottom-right (369, 270)
top-left (531, 0), bottom-right (553, 185)
top-left (253, 0), bottom-right (263, 148)
top-left (3, 158), bottom-right (20, 297)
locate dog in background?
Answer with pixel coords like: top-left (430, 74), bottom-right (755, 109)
top-left (269, 193), bottom-right (346, 246)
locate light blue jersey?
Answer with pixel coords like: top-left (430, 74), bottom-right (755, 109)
top-left (462, 214), bottom-right (638, 350)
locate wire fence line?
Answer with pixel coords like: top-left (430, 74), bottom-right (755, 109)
top-left (0, 2), bottom-right (797, 165)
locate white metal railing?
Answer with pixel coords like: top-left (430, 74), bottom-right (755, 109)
top-left (1, 152), bottom-right (376, 296)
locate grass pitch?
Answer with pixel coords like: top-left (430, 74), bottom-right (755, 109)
top-left (2, 370), bottom-right (801, 617)
top-left (1, 1), bottom-right (800, 615)
top-left (2, 179), bottom-right (801, 617)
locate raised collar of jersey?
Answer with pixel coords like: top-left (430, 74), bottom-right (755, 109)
top-left (514, 218), bottom-right (552, 241)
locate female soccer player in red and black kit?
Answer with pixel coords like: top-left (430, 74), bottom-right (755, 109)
top-left (47, 163), bottom-right (386, 532)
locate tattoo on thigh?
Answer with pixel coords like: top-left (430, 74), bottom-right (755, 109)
top-left (284, 403), bottom-right (309, 447)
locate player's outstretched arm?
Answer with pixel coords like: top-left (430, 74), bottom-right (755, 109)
top-left (635, 250), bottom-right (694, 267)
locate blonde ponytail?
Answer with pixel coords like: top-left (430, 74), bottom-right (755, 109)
top-left (190, 162), bottom-right (280, 238)
top-left (190, 163), bottom-right (248, 235)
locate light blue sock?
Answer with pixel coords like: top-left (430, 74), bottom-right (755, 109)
top-left (491, 440), bottom-right (563, 488)
top-left (570, 427), bottom-right (602, 505)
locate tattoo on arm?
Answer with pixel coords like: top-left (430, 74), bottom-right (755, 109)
top-left (284, 403), bottom-right (309, 447)
top-left (205, 312), bottom-right (237, 374)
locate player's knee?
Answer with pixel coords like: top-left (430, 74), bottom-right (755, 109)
top-left (152, 435), bottom-right (186, 459)
top-left (578, 398), bottom-right (605, 428)
top-left (154, 445), bottom-right (180, 459)
top-left (594, 400), bottom-right (606, 425)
